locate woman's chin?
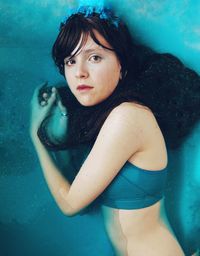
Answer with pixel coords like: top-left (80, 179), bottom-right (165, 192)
top-left (76, 97), bottom-right (102, 107)
top-left (79, 101), bottom-right (98, 107)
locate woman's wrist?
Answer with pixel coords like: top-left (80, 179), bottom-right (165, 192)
top-left (30, 130), bottom-right (41, 146)
top-left (33, 115), bottom-right (68, 150)
top-left (51, 116), bottom-right (68, 141)
top-left (46, 110), bottom-right (68, 142)
top-left (30, 125), bottom-right (40, 141)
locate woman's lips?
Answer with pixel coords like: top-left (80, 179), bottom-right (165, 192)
top-left (77, 85), bottom-right (94, 91)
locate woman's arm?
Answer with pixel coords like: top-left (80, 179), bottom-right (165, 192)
top-left (30, 132), bottom-right (75, 215)
top-left (30, 84), bottom-right (76, 215)
top-left (30, 86), bottom-right (146, 217)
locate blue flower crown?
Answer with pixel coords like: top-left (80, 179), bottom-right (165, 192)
top-left (62, 6), bottom-right (120, 28)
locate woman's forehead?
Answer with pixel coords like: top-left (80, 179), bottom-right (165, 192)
top-left (70, 30), bottom-right (111, 57)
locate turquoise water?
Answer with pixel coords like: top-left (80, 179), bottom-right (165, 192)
top-left (0, 0), bottom-right (200, 255)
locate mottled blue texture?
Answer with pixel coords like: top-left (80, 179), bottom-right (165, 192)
top-left (0, 0), bottom-right (200, 255)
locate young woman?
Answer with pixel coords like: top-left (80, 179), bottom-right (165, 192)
top-left (29, 6), bottom-right (200, 255)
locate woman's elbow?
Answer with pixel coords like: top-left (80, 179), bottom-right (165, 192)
top-left (58, 203), bottom-right (81, 217)
top-left (57, 194), bottom-right (88, 217)
top-left (60, 205), bottom-right (89, 217)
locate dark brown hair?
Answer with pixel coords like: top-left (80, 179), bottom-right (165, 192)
top-left (39, 7), bottom-right (200, 152)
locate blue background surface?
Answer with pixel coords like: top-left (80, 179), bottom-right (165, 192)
top-left (0, 0), bottom-right (200, 255)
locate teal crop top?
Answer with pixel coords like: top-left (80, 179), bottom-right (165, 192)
top-left (70, 145), bottom-right (167, 210)
top-left (99, 161), bottom-right (167, 209)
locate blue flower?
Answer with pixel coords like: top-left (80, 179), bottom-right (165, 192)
top-left (62, 6), bottom-right (120, 29)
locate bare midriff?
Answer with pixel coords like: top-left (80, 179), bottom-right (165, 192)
top-left (101, 201), bottom-right (184, 256)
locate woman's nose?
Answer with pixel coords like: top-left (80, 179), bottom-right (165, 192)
top-left (75, 62), bottom-right (89, 79)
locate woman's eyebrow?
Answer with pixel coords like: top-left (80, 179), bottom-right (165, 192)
top-left (82, 47), bottom-right (104, 54)
top-left (67, 47), bottom-right (104, 59)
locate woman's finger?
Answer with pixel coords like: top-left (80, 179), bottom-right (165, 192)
top-left (58, 100), bottom-right (67, 114)
top-left (40, 100), bottom-right (47, 106)
top-left (32, 82), bottom-right (48, 101)
top-left (38, 82), bottom-right (50, 98)
top-left (38, 82), bottom-right (48, 95)
top-left (52, 87), bottom-right (57, 93)
top-left (52, 87), bottom-right (67, 114)
top-left (42, 92), bottom-right (49, 99)
top-left (51, 87), bottom-right (59, 102)
top-left (46, 92), bottom-right (57, 108)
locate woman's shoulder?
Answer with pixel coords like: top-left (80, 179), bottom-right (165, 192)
top-left (107, 101), bottom-right (162, 141)
top-left (117, 101), bottom-right (152, 112)
top-left (98, 101), bottom-right (163, 158)
top-left (101, 101), bottom-right (158, 142)
top-left (108, 101), bottom-right (155, 123)
top-left (99, 102), bottom-right (150, 138)
top-left (108, 102), bottom-right (167, 164)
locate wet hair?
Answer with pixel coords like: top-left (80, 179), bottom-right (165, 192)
top-left (52, 7), bottom-right (138, 80)
top-left (39, 7), bottom-right (200, 151)
top-left (37, 6), bottom-right (200, 215)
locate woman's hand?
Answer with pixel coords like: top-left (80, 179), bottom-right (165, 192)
top-left (30, 82), bottom-right (69, 143)
top-left (45, 90), bottom-right (69, 143)
top-left (29, 82), bottom-right (57, 138)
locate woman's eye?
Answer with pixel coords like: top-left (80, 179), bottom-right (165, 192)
top-left (89, 55), bottom-right (102, 62)
top-left (65, 59), bottom-right (75, 66)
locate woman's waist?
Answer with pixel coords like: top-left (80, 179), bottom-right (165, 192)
top-left (101, 200), bottom-right (163, 237)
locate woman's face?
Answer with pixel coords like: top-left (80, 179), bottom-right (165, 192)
top-left (64, 30), bottom-right (121, 106)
